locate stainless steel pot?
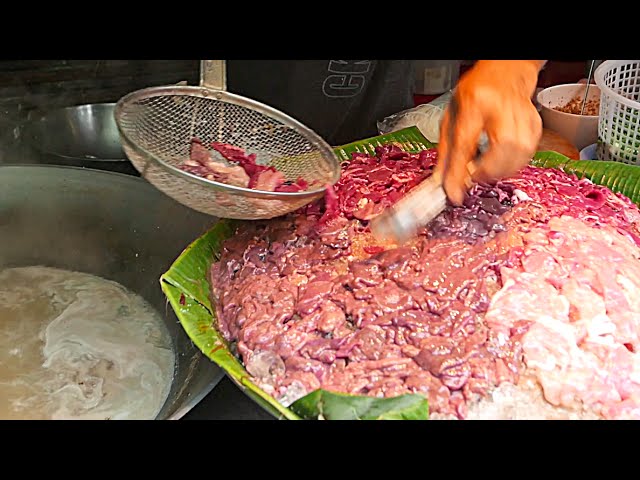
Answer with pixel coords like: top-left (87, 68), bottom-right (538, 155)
top-left (0, 165), bottom-right (223, 419)
top-left (21, 103), bottom-right (138, 175)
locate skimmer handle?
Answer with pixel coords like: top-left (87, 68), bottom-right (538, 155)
top-left (200, 60), bottom-right (227, 91)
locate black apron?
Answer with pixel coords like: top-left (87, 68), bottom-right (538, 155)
top-left (226, 60), bottom-right (415, 146)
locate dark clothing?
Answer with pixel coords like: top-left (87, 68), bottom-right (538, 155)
top-left (226, 60), bottom-right (415, 146)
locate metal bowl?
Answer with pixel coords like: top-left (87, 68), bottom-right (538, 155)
top-left (23, 103), bottom-right (138, 175)
top-left (0, 165), bottom-right (223, 419)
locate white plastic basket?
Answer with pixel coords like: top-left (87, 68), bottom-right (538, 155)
top-left (594, 60), bottom-right (640, 165)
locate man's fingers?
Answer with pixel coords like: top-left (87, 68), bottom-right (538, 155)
top-left (434, 107), bottom-right (452, 182)
top-left (473, 142), bottom-right (518, 183)
top-left (474, 105), bottom-right (542, 183)
top-left (442, 102), bottom-right (484, 206)
top-left (430, 60), bottom-right (545, 205)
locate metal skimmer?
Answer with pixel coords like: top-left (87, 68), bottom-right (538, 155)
top-left (114, 60), bottom-right (341, 220)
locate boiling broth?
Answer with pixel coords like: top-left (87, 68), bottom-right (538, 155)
top-left (0, 266), bottom-right (175, 420)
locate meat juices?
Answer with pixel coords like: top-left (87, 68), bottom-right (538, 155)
top-left (210, 145), bottom-right (640, 419)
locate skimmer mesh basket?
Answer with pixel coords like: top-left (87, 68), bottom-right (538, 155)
top-left (114, 85), bottom-right (340, 219)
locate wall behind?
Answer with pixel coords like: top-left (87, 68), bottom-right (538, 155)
top-left (0, 60), bottom-right (201, 165)
top-left (0, 60), bottom-right (200, 119)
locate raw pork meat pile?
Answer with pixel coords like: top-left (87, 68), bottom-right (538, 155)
top-left (180, 139), bottom-right (309, 192)
top-left (209, 144), bottom-right (640, 419)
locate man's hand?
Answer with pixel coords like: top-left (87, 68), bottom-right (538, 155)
top-left (435, 60), bottom-right (546, 206)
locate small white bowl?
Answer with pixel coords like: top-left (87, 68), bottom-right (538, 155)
top-left (536, 83), bottom-right (601, 151)
top-left (580, 143), bottom-right (597, 160)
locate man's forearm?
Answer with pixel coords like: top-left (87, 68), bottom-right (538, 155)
top-left (470, 60), bottom-right (547, 95)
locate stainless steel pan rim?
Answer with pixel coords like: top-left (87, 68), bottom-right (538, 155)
top-left (0, 164), bottom-right (225, 420)
top-left (26, 103), bottom-right (128, 163)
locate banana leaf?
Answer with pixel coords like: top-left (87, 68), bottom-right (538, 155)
top-left (290, 390), bottom-right (429, 420)
top-left (531, 151), bottom-right (640, 205)
top-left (335, 126), bottom-right (434, 160)
top-left (161, 126), bottom-right (640, 421)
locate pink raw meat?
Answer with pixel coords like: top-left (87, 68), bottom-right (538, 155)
top-left (179, 139), bottom-right (309, 193)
